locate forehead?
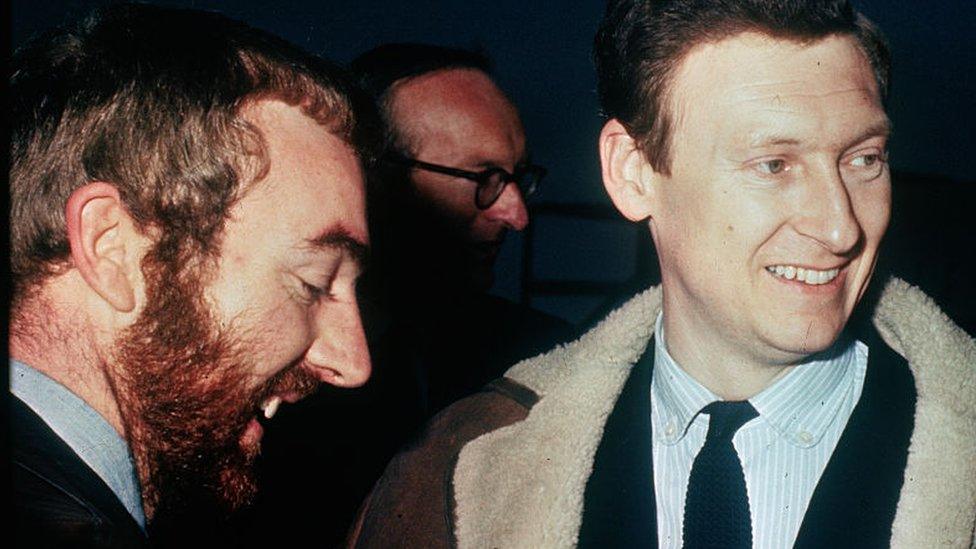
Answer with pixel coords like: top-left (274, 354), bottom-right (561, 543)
top-left (232, 100), bottom-right (367, 247)
top-left (668, 33), bottom-right (885, 150)
top-left (388, 68), bottom-right (525, 161)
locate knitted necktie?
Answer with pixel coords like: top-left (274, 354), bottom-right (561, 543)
top-left (682, 400), bottom-right (759, 549)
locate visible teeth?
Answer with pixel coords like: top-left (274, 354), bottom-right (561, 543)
top-left (766, 265), bottom-right (840, 285)
top-left (262, 396), bottom-right (281, 419)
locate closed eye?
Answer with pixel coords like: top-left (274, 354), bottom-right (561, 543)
top-left (301, 280), bottom-right (330, 300)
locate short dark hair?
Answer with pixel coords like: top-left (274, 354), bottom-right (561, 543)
top-left (594, 0), bottom-right (890, 175)
top-left (350, 43), bottom-right (492, 155)
top-left (10, 3), bottom-right (368, 300)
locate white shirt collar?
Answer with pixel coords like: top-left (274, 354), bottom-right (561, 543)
top-left (651, 312), bottom-right (866, 448)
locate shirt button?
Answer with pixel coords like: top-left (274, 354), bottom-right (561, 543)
top-left (665, 422), bottom-right (676, 437)
top-left (797, 431), bottom-right (813, 444)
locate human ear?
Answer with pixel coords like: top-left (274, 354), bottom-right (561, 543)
top-left (599, 118), bottom-right (659, 221)
top-left (65, 182), bottom-right (141, 312)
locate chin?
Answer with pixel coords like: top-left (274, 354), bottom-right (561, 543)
top-left (760, 315), bottom-right (849, 363)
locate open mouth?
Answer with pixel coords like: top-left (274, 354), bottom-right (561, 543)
top-left (254, 395), bottom-right (287, 429)
top-left (260, 395), bottom-right (282, 420)
top-left (765, 264), bottom-right (842, 286)
top-left (252, 366), bottom-right (321, 429)
top-left (242, 396), bottom-right (285, 453)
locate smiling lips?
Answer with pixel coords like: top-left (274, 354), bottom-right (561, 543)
top-left (766, 264), bottom-right (842, 285)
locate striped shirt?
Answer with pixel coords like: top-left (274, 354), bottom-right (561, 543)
top-left (650, 313), bottom-right (867, 549)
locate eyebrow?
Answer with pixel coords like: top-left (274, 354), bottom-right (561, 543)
top-left (303, 226), bottom-right (369, 267)
top-left (844, 118), bottom-right (893, 148)
top-left (470, 151), bottom-right (533, 171)
top-left (747, 118), bottom-right (893, 150)
top-left (748, 132), bottom-right (801, 148)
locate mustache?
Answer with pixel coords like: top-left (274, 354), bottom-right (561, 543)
top-left (254, 362), bottom-right (321, 407)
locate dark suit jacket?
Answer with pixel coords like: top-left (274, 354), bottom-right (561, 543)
top-left (11, 396), bottom-right (148, 548)
top-left (578, 323), bottom-right (917, 548)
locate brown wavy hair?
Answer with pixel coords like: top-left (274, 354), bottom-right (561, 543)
top-left (9, 3), bottom-right (373, 304)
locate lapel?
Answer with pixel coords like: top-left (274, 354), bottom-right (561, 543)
top-left (793, 325), bottom-right (916, 548)
top-left (577, 342), bottom-right (657, 548)
top-left (868, 279), bottom-right (976, 548)
top-left (452, 287), bottom-right (661, 548)
top-left (11, 396), bottom-right (148, 545)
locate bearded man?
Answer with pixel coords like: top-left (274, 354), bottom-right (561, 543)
top-left (9, 3), bottom-right (372, 546)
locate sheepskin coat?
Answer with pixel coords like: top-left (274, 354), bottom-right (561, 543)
top-left (349, 278), bottom-right (976, 548)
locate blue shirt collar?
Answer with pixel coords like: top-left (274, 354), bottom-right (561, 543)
top-left (749, 338), bottom-right (865, 448)
top-left (651, 313), bottom-right (720, 445)
top-left (10, 359), bottom-right (146, 530)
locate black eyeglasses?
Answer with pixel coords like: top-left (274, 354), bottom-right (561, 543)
top-left (387, 155), bottom-right (547, 210)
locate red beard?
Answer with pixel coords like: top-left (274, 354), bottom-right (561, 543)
top-left (110, 250), bottom-right (318, 538)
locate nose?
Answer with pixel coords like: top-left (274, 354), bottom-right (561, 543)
top-left (793, 164), bottom-right (862, 255)
top-left (302, 299), bottom-right (371, 388)
top-left (485, 182), bottom-right (529, 231)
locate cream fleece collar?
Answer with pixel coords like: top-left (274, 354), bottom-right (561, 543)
top-left (452, 277), bottom-right (976, 548)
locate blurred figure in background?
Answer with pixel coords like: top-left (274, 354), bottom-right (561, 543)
top-left (353, 43), bottom-right (575, 417)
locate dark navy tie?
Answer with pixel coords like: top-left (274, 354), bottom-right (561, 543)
top-left (683, 401), bottom-right (759, 549)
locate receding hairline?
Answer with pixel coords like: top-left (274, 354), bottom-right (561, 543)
top-left (383, 67), bottom-right (521, 155)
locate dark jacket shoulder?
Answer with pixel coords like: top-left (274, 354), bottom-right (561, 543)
top-left (10, 397), bottom-right (147, 548)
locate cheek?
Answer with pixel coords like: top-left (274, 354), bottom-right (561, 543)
top-left (411, 174), bottom-right (477, 224)
top-left (664, 184), bottom-right (776, 260)
top-left (239, 299), bottom-right (313, 381)
top-left (854, 184), bottom-right (892, 247)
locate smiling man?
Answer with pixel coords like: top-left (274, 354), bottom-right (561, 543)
top-left (348, 1), bottom-right (975, 548)
top-left (9, 4), bottom-right (371, 546)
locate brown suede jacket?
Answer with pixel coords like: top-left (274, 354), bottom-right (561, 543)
top-left (348, 278), bottom-right (976, 548)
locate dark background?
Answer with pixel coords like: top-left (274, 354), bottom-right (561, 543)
top-left (11, 0), bottom-right (975, 331)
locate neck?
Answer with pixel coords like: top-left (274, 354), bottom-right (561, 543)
top-left (9, 294), bottom-right (127, 438)
top-left (661, 304), bottom-right (791, 401)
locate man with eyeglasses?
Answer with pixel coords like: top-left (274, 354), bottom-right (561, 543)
top-left (239, 43), bottom-right (575, 547)
top-left (345, 43), bottom-right (573, 421)
top-left (357, 44), bottom-right (546, 293)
